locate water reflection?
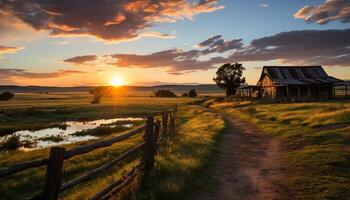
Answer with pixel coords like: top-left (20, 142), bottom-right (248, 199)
top-left (0, 117), bottom-right (143, 151)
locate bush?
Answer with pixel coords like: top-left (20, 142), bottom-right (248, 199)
top-left (154, 90), bottom-right (177, 97)
top-left (0, 92), bottom-right (14, 101)
top-left (0, 135), bottom-right (21, 151)
top-left (188, 89), bottom-right (197, 97)
top-left (181, 92), bottom-right (188, 97)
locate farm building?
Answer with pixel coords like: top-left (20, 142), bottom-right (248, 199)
top-left (239, 66), bottom-right (347, 100)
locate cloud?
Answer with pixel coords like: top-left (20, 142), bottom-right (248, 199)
top-left (140, 32), bottom-right (176, 39)
top-left (64, 28), bottom-right (350, 74)
top-left (0, 45), bottom-right (24, 54)
top-left (229, 29), bottom-right (350, 66)
top-left (198, 35), bottom-right (243, 54)
top-left (0, 0), bottom-right (223, 42)
top-left (259, 3), bottom-right (269, 8)
top-left (294, 0), bottom-right (350, 24)
top-left (0, 69), bottom-right (85, 81)
top-left (109, 35), bottom-right (243, 73)
top-left (110, 49), bottom-right (228, 73)
top-left (63, 55), bottom-right (98, 65)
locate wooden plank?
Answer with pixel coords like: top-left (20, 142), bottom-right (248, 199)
top-left (90, 164), bottom-right (140, 200)
top-left (64, 125), bottom-right (146, 159)
top-left (60, 143), bottom-right (145, 191)
top-left (42, 147), bottom-right (65, 200)
top-left (143, 117), bottom-right (155, 171)
top-left (0, 158), bottom-right (48, 178)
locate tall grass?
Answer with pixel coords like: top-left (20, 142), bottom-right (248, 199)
top-left (210, 100), bottom-right (350, 199)
top-left (137, 106), bottom-right (225, 199)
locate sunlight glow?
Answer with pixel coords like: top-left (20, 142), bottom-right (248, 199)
top-left (110, 76), bottom-right (125, 86)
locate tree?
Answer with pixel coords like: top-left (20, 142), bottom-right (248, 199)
top-left (0, 92), bottom-right (14, 101)
top-left (213, 63), bottom-right (246, 96)
top-left (154, 90), bottom-right (177, 97)
top-left (188, 89), bottom-right (197, 97)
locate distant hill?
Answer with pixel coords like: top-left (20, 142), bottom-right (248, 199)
top-left (0, 84), bottom-right (223, 94)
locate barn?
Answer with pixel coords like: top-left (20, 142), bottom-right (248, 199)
top-left (239, 66), bottom-right (346, 100)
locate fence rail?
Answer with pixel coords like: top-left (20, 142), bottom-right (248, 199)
top-left (0, 105), bottom-right (177, 200)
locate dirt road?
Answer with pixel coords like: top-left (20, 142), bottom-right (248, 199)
top-left (192, 109), bottom-right (288, 200)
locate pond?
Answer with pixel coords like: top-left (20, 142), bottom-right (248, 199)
top-left (0, 117), bottom-right (144, 151)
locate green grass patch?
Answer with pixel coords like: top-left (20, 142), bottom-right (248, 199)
top-left (137, 106), bottom-right (225, 200)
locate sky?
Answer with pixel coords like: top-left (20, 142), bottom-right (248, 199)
top-left (0, 0), bottom-right (349, 86)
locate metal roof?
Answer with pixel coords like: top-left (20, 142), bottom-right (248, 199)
top-left (257, 66), bottom-right (343, 86)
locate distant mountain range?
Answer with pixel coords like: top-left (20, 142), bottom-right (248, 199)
top-left (0, 84), bottom-right (224, 94)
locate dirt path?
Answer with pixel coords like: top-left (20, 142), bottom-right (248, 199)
top-left (192, 109), bottom-right (288, 200)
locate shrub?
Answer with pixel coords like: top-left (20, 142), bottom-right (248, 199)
top-left (188, 89), bottom-right (198, 97)
top-left (181, 92), bottom-right (188, 97)
top-left (154, 90), bottom-right (177, 97)
top-left (0, 92), bottom-right (14, 101)
top-left (0, 135), bottom-right (21, 150)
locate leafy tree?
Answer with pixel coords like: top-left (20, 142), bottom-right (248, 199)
top-left (188, 89), bottom-right (197, 97)
top-left (213, 63), bottom-right (246, 96)
top-left (0, 92), bottom-right (14, 101)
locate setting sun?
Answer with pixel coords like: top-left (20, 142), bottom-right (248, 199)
top-left (110, 76), bottom-right (125, 86)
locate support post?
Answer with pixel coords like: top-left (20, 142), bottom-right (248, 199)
top-left (286, 86), bottom-right (289, 100)
top-left (162, 112), bottom-right (168, 137)
top-left (297, 86), bottom-right (300, 99)
top-left (308, 86), bottom-right (311, 99)
top-left (170, 111), bottom-right (175, 135)
top-left (143, 116), bottom-right (155, 171)
top-left (42, 147), bottom-right (65, 200)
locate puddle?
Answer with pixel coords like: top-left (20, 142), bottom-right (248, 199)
top-left (0, 117), bottom-right (143, 151)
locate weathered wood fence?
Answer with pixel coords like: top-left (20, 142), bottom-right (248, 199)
top-left (0, 105), bottom-right (178, 200)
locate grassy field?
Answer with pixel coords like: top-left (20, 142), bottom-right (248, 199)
top-left (209, 100), bottom-right (350, 199)
top-left (0, 93), bottom-right (198, 135)
top-left (0, 93), bottom-right (226, 199)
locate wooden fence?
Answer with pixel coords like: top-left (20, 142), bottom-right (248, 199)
top-left (0, 105), bottom-right (178, 200)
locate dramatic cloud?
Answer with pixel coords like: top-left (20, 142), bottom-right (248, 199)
top-left (229, 29), bottom-right (350, 66)
top-left (295, 0), bottom-right (350, 24)
top-left (0, 69), bottom-right (85, 82)
top-left (0, 45), bottom-right (24, 54)
top-left (63, 55), bottom-right (98, 65)
top-left (109, 35), bottom-right (243, 73)
top-left (64, 29), bottom-right (350, 74)
top-left (0, 0), bottom-right (223, 42)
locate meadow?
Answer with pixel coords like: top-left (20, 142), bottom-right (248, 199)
top-left (209, 100), bottom-right (350, 199)
top-left (0, 92), bottom-right (225, 200)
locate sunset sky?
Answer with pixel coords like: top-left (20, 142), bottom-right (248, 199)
top-left (0, 0), bottom-right (349, 86)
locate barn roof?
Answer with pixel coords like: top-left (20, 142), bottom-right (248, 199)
top-left (257, 66), bottom-right (343, 86)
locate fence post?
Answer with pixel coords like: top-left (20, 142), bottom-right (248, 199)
top-left (154, 120), bottom-right (161, 153)
top-left (170, 112), bottom-right (175, 136)
top-left (162, 112), bottom-right (168, 137)
top-left (143, 116), bottom-right (155, 171)
top-left (42, 147), bottom-right (65, 200)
